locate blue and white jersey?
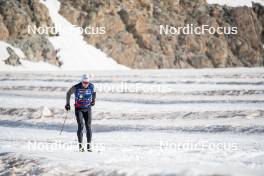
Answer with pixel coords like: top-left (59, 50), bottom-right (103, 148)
top-left (74, 82), bottom-right (94, 109)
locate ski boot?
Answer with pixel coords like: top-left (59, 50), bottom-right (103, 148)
top-left (87, 143), bottom-right (92, 152)
top-left (79, 143), bottom-right (85, 152)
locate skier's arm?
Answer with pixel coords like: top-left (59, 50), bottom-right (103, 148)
top-left (92, 92), bottom-right (96, 104)
top-left (91, 84), bottom-right (96, 106)
top-left (66, 86), bottom-right (75, 105)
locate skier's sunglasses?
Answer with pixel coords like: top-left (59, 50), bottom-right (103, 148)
top-left (82, 81), bottom-right (89, 85)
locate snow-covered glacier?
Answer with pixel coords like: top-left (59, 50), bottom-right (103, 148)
top-left (0, 68), bottom-right (264, 175)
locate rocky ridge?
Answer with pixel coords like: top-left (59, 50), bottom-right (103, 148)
top-left (59, 0), bottom-right (264, 68)
top-left (0, 0), bottom-right (60, 66)
top-left (0, 0), bottom-right (263, 68)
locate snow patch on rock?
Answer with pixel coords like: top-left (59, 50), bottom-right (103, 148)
top-left (0, 41), bottom-right (25, 60)
top-left (207, 0), bottom-right (264, 7)
top-left (0, 41), bottom-right (60, 71)
top-left (40, 0), bottom-right (129, 71)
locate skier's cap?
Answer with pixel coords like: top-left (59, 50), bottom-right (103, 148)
top-left (81, 74), bottom-right (89, 83)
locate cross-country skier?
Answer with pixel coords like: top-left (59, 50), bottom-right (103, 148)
top-left (65, 74), bottom-right (96, 152)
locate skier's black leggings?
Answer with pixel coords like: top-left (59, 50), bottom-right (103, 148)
top-left (75, 108), bottom-right (92, 145)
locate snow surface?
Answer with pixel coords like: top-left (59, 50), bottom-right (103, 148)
top-left (207, 0), bottom-right (264, 7)
top-left (0, 68), bottom-right (264, 175)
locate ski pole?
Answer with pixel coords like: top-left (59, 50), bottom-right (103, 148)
top-left (60, 111), bottom-right (68, 135)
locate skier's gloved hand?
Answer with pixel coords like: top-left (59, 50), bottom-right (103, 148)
top-left (65, 104), bottom-right (70, 111)
top-left (91, 101), bottom-right (95, 106)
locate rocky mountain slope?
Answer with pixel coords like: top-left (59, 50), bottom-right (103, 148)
top-left (59, 0), bottom-right (264, 68)
top-left (0, 0), bottom-right (264, 69)
top-left (0, 0), bottom-right (60, 66)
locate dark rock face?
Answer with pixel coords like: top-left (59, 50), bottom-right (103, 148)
top-left (0, 15), bottom-right (9, 40)
top-left (59, 0), bottom-right (264, 68)
top-left (228, 6), bottom-right (262, 67)
top-left (4, 47), bottom-right (21, 66)
top-left (0, 0), bottom-right (60, 66)
top-left (253, 2), bottom-right (264, 65)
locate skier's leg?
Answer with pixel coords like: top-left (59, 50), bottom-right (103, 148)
top-left (83, 108), bottom-right (92, 150)
top-left (75, 109), bottom-right (84, 149)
